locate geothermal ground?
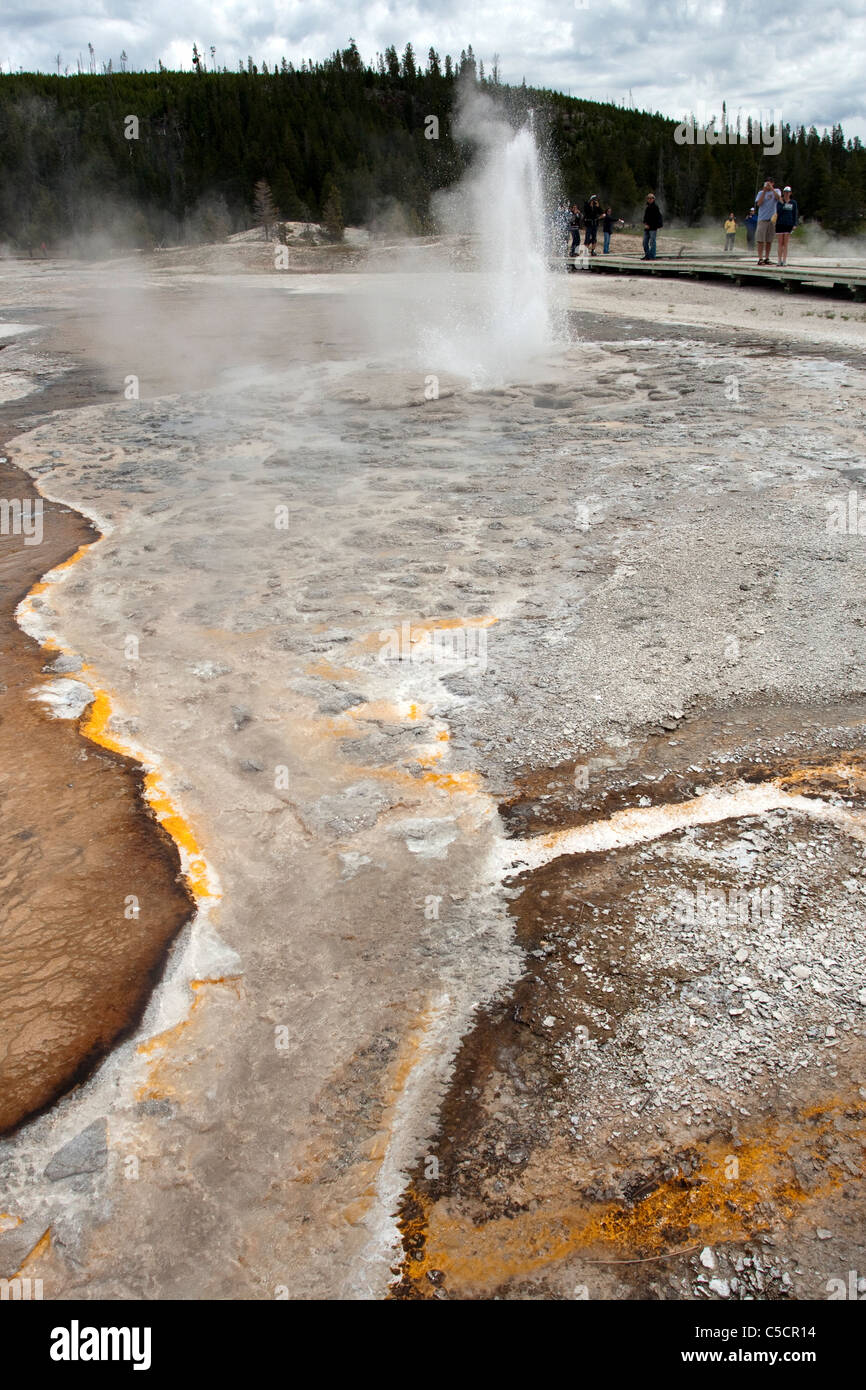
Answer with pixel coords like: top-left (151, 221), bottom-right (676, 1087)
top-left (1, 244), bottom-right (865, 1300)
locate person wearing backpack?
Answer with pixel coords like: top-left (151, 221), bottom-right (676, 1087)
top-left (774, 187), bottom-right (798, 266)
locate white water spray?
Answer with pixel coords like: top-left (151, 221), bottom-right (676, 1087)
top-left (417, 89), bottom-right (564, 386)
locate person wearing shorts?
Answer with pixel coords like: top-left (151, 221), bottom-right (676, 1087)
top-left (774, 187), bottom-right (798, 265)
top-left (755, 180), bottom-right (779, 264)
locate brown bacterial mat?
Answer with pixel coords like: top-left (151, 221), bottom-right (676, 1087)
top-left (0, 453), bottom-right (193, 1135)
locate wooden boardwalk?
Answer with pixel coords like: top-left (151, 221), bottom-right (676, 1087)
top-left (554, 252), bottom-right (866, 299)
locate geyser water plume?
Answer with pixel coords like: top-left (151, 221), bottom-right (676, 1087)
top-left (418, 88), bottom-right (565, 387)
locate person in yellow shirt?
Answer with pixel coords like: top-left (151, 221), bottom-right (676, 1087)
top-left (724, 213), bottom-right (737, 252)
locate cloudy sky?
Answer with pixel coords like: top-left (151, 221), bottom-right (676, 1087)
top-left (2, 1), bottom-right (864, 140)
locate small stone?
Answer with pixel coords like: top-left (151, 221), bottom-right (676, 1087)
top-left (45, 1119), bottom-right (108, 1181)
top-left (44, 652), bottom-right (83, 675)
top-left (191, 660), bottom-right (232, 679)
top-left (816, 1228), bottom-right (833, 1240)
top-left (700, 1247), bottom-right (716, 1269)
top-left (708, 1278), bottom-right (730, 1297)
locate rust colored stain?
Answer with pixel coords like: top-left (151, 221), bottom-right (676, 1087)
top-left (135, 976), bottom-right (242, 1101)
top-left (346, 700), bottom-right (427, 724)
top-left (394, 1098), bottom-right (866, 1296)
top-left (352, 615), bottom-right (498, 655)
top-left (12, 1228), bottom-right (51, 1278)
top-left (774, 759), bottom-right (866, 796)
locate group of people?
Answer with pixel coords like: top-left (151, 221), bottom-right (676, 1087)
top-left (726, 185), bottom-right (800, 265)
top-left (554, 193), bottom-right (664, 259)
top-left (556, 183), bottom-right (800, 267)
top-left (554, 197), bottom-right (625, 257)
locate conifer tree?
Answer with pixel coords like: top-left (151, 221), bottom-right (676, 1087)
top-left (253, 179), bottom-right (278, 239)
top-left (321, 177), bottom-right (344, 241)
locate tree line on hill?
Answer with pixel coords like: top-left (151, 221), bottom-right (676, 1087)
top-left (0, 39), bottom-right (863, 254)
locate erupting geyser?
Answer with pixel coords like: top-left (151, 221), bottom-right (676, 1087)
top-left (419, 90), bottom-right (565, 387)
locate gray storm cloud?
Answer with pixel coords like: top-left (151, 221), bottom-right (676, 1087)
top-left (2, 1), bottom-right (863, 138)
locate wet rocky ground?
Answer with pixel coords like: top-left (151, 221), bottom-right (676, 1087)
top-left (0, 255), bottom-right (864, 1299)
top-left (394, 706), bottom-right (866, 1298)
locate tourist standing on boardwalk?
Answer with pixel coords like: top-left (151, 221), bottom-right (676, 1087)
top-left (774, 187), bottom-right (799, 265)
top-left (724, 213), bottom-right (737, 251)
top-left (642, 193), bottom-right (663, 259)
top-left (602, 207), bottom-right (623, 254)
top-left (755, 179), bottom-right (780, 264)
top-left (583, 195), bottom-right (602, 255)
top-left (568, 203), bottom-right (583, 257)
top-left (744, 208), bottom-right (758, 249)
top-left (553, 201), bottom-right (571, 255)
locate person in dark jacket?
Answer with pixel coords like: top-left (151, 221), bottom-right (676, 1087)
top-left (602, 207), bottom-right (623, 254)
top-left (774, 186), bottom-right (798, 265)
top-left (583, 195), bottom-right (602, 255)
top-left (642, 193), bottom-right (663, 259)
top-left (568, 203), bottom-right (583, 257)
top-left (744, 208), bottom-right (758, 249)
top-left (552, 200), bottom-right (571, 255)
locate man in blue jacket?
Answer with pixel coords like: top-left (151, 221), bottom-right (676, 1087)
top-left (744, 208), bottom-right (758, 249)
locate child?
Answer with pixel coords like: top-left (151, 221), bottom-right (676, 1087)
top-left (774, 187), bottom-right (798, 266)
top-left (724, 213), bottom-right (737, 252)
